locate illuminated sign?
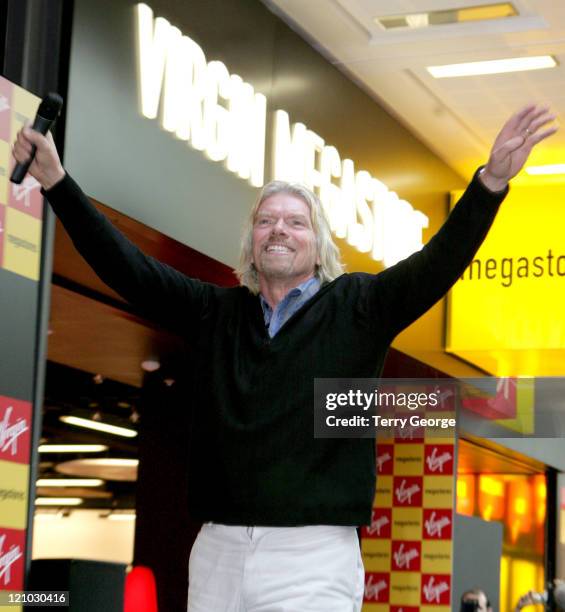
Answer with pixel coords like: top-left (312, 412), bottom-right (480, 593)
top-left (135, 3), bottom-right (266, 188)
top-left (448, 184), bottom-right (565, 376)
top-left (135, 3), bottom-right (429, 266)
top-left (273, 111), bottom-right (429, 266)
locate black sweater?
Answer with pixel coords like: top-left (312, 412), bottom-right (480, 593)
top-left (45, 172), bottom-right (506, 525)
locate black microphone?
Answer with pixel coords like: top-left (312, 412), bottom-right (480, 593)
top-left (10, 92), bottom-right (63, 184)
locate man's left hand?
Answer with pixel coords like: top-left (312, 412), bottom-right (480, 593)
top-left (480, 104), bottom-right (558, 192)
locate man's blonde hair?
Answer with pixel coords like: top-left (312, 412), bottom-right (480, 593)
top-left (235, 181), bottom-right (344, 294)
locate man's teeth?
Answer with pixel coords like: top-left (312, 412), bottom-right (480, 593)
top-left (266, 245), bottom-right (291, 253)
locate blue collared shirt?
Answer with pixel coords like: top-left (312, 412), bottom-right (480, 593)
top-left (259, 277), bottom-right (321, 337)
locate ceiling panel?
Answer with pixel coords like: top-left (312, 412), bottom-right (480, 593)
top-left (263, 0), bottom-right (565, 181)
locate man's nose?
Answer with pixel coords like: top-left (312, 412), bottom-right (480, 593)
top-left (271, 218), bottom-right (287, 234)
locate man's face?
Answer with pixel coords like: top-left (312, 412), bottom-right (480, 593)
top-left (252, 193), bottom-right (319, 285)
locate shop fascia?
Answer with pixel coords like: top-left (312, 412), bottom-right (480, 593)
top-left (136, 3), bottom-right (429, 267)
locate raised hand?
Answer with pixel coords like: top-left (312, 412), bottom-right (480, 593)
top-left (12, 125), bottom-right (65, 190)
top-left (480, 104), bottom-right (558, 192)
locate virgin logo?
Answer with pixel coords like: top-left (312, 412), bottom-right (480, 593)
top-left (377, 451), bottom-right (391, 471)
top-left (12, 176), bottom-right (40, 208)
top-left (0, 535), bottom-right (22, 586)
top-left (365, 575), bottom-right (387, 601)
top-left (0, 407), bottom-right (29, 456)
top-left (393, 543), bottom-right (419, 569)
top-left (424, 511), bottom-right (451, 538)
top-left (423, 576), bottom-right (449, 603)
top-left (367, 514), bottom-right (389, 536)
top-left (395, 479), bottom-right (420, 504)
top-left (426, 447), bottom-right (452, 473)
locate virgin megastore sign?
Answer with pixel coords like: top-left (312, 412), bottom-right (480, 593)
top-left (135, 3), bottom-right (429, 268)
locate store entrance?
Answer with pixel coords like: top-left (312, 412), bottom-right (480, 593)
top-left (457, 438), bottom-right (548, 612)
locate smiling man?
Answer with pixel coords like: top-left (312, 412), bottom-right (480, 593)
top-left (13, 104), bottom-right (556, 611)
top-left (239, 182), bottom-right (343, 339)
top-left (253, 190), bottom-right (319, 288)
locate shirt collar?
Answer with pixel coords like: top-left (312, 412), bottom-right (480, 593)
top-left (259, 276), bottom-right (320, 312)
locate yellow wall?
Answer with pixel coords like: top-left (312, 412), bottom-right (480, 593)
top-left (448, 184), bottom-right (565, 376)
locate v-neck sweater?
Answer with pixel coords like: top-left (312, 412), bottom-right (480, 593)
top-left (44, 171), bottom-right (506, 526)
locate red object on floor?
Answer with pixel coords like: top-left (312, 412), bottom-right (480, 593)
top-left (124, 565), bottom-right (158, 612)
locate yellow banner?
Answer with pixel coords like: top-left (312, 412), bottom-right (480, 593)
top-left (3, 207), bottom-right (41, 280)
top-left (390, 572), bottom-right (421, 606)
top-left (0, 460), bottom-right (29, 529)
top-left (448, 185), bottom-right (565, 376)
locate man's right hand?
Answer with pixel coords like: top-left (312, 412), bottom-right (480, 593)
top-left (12, 125), bottom-right (65, 190)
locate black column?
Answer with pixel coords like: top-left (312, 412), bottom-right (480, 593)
top-left (135, 362), bottom-right (201, 612)
top-left (1, 0), bottom-right (73, 584)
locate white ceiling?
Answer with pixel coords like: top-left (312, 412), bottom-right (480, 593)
top-left (262, 0), bottom-right (565, 183)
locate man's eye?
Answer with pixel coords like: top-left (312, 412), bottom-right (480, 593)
top-left (257, 218), bottom-right (271, 226)
top-left (291, 220), bottom-right (305, 227)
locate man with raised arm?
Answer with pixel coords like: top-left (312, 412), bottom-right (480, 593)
top-left (13, 105), bottom-right (556, 611)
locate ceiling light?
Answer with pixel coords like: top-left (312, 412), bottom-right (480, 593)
top-left (405, 14), bottom-right (428, 28)
top-left (35, 497), bottom-right (83, 506)
top-left (525, 164), bottom-right (565, 175)
top-left (129, 409), bottom-right (140, 424)
top-left (57, 458), bottom-right (138, 469)
top-left (141, 359), bottom-right (161, 372)
top-left (34, 511), bottom-right (64, 520)
top-left (106, 512), bottom-right (136, 521)
top-left (428, 55), bottom-right (556, 78)
top-left (36, 478), bottom-right (104, 487)
top-left (376, 3), bottom-right (517, 30)
top-left (55, 458), bottom-right (138, 482)
top-left (60, 415), bottom-right (138, 438)
top-left (38, 444), bottom-right (109, 453)
top-left (92, 458), bottom-right (138, 467)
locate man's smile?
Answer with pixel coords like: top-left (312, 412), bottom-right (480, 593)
top-left (264, 244), bottom-right (294, 254)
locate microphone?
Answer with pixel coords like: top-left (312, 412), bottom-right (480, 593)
top-left (10, 92), bottom-right (63, 184)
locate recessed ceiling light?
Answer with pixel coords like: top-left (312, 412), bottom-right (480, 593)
top-left (38, 444), bottom-right (109, 453)
top-left (34, 511), bottom-right (64, 519)
top-left (58, 458), bottom-right (138, 468)
top-left (427, 55), bottom-right (557, 78)
top-left (106, 512), bottom-right (136, 521)
top-left (94, 458), bottom-right (138, 467)
top-left (129, 409), bottom-right (140, 424)
top-left (36, 478), bottom-right (104, 487)
top-left (35, 497), bottom-right (83, 506)
top-left (55, 458), bottom-right (138, 482)
top-left (525, 164), bottom-right (565, 175)
top-left (59, 415), bottom-right (138, 438)
top-left (141, 359), bottom-right (161, 372)
top-left (376, 3), bottom-right (517, 30)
